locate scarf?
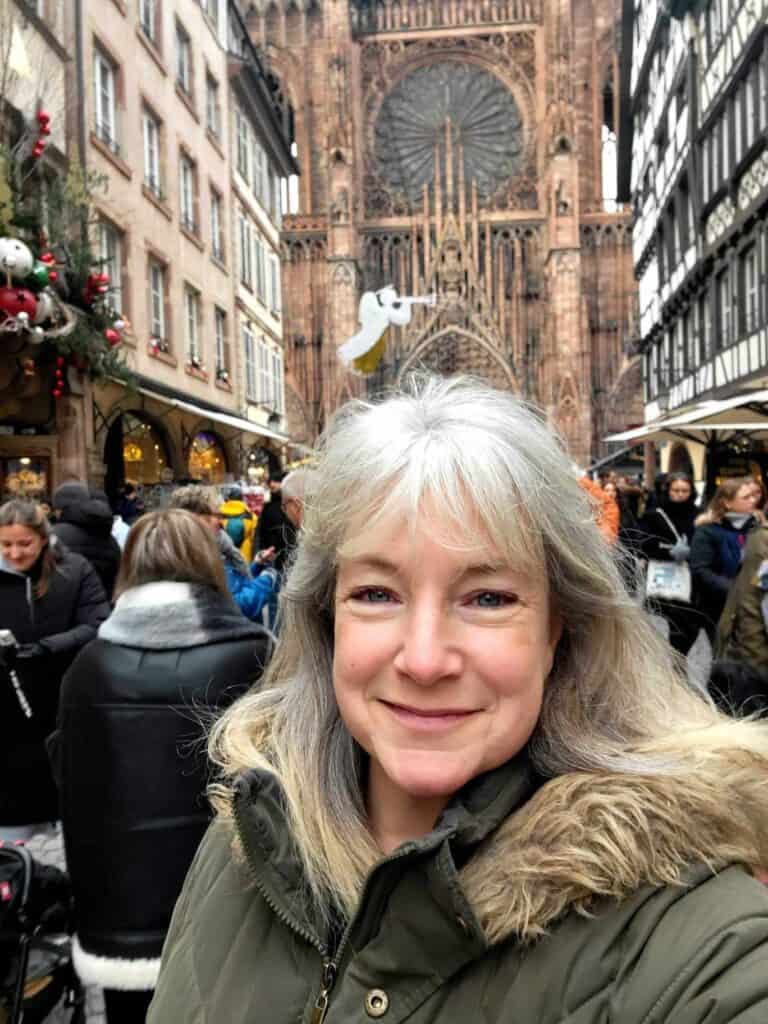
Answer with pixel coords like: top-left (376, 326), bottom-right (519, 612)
top-left (99, 582), bottom-right (263, 649)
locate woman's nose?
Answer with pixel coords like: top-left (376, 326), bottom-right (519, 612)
top-left (393, 604), bottom-right (462, 685)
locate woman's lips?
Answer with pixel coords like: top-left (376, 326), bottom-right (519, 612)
top-left (380, 700), bottom-right (477, 731)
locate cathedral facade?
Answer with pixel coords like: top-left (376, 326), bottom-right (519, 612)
top-left (245, 0), bottom-right (641, 466)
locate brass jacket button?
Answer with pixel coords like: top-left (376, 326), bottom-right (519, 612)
top-left (364, 988), bottom-right (389, 1017)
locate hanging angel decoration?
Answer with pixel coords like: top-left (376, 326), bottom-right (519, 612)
top-left (337, 285), bottom-right (436, 374)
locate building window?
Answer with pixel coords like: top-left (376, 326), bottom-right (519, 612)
top-left (236, 109), bottom-right (250, 181)
top-left (176, 22), bottom-right (192, 96)
top-left (743, 245), bottom-right (758, 333)
top-left (139, 0), bottom-right (158, 44)
top-left (243, 322), bottom-right (257, 401)
top-left (698, 290), bottom-right (712, 361)
top-left (269, 253), bottom-right (280, 315)
top-left (148, 259), bottom-right (167, 345)
top-left (271, 348), bottom-right (284, 414)
top-left (210, 188), bottom-right (223, 262)
top-left (206, 73), bottom-right (221, 137)
top-left (185, 285), bottom-right (201, 362)
top-left (252, 139), bottom-right (267, 206)
top-left (179, 154), bottom-right (197, 233)
top-left (239, 210), bottom-right (253, 288)
top-left (717, 269), bottom-right (731, 349)
top-left (258, 337), bottom-right (270, 404)
top-left (255, 235), bottom-right (266, 304)
top-left (93, 46), bottom-right (119, 153)
top-left (142, 108), bottom-right (162, 197)
top-left (99, 221), bottom-right (123, 316)
top-left (215, 306), bottom-right (229, 375)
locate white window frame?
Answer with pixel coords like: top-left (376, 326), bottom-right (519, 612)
top-left (215, 306), bottom-right (227, 372)
top-left (139, 0), bottom-right (156, 41)
top-left (243, 323), bottom-right (257, 401)
top-left (744, 245), bottom-right (758, 333)
top-left (176, 23), bottom-right (192, 95)
top-left (258, 337), bottom-right (270, 404)
top-left (269, 253), bottom-right (280, 314)
top-left (93, 47), bottom-right (118, 152)
top-left (149, 260), bottom-right (166, 341)
top-left (255, 235), bottom-right (266, 304)
top-left (179, 154), bottom-right (196, 232)
top-left (206, 73), bottom-right (221, 137)
top-left (143, 108), bottom-right (161, 195)
top-left (210, 189), bottom-right (223, 261)
top-left (99, 221), bottom-right (123, 315)
top-left (185, 286), bottom-right (200, 362)
top-left (239, 210), bottom-right (253, 287)
top-left (236, 109), bottom-right (250, 181)
top-left (718, 270), bottom-right (731, 349)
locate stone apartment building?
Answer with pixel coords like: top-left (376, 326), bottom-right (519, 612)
top-left (246, 0), bottom-right (642, 467)
top-left (612, 0), bottom-right (768, 494)
top-left (72, 0), bottom-right (296, 501)
top-left (0, 0), bottom-right (75, 497)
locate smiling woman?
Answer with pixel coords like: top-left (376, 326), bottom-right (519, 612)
top-left (149, 376), bottom-right (768, 1024)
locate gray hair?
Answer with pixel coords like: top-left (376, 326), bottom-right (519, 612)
top-left (209, 374), bottom-right (735, 925)
top-left (281, 468), bottom-right (317, 505)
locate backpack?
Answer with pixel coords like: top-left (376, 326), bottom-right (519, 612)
top-left (224, 512), bottom-right (248, 550)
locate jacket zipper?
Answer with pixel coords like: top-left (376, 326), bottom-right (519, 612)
top-left (235, 796), bottom-right (435, 1023)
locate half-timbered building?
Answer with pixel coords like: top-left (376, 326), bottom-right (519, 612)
top-left (618, 0), bottom-right (768, 491)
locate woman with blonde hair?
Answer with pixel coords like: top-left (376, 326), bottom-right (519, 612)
top-left (54, 509), bottom-right (269, 1024)
top-left (151, 378), bottom-right (768, 1024)
top-left (691, 476), bottom-right (760, 636)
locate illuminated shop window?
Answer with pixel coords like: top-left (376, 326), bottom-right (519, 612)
top-left (188, 431), bottom-right (226, 484)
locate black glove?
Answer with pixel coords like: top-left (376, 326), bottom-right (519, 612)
top-left (17, 642), bottom-right (45, 659)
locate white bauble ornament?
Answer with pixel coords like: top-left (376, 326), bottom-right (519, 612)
top-left (30, 326), bottom-right (45, 343)
top-left (114, 319), bottom-right (126, 332)
top-left (33, 289), bottom-right (55, 324)
top-left (0, 238), bottom-right (34, 280)
top-left (16, 311), bottom-right (29, 326)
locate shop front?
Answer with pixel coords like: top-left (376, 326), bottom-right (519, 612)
top-left (188, 431), bottom-right (228, 484)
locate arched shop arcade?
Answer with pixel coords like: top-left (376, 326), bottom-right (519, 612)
top-left (97, 384), bottom-right (295, 508)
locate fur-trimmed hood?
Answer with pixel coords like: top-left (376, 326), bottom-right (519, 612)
top-left (100, 581), bottom-right (262, 649)
top-left (233, 747), bottom-right (768, 946)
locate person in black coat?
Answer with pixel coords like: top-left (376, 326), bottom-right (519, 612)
top-left (53, 509), bottom-right (270, 1024)
top-left (256, 471), bottom-right (296, 573)
top-left (637, 473), bottom-right (702, 656)
top-left (52, 481), bottom-right (122, 599)
top-left (690, 477), bottom-right (761, 638)
top-left (0, 499), bottom-right (109, 836)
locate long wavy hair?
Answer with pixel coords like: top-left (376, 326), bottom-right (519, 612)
top-left (0, 499), bottom-right (56, 596)
top-left (209, 376), bottom-right (768, 926)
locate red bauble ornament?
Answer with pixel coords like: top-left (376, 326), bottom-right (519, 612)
top-left (40, 252), bottom-right (55, 266)
top-left (52, 389), bottom-right (63, 399)
top-left (56, 356), bottom-right (65, 368)
top-left (48, 270), bottom-right (58, 283)
top-left (97, 273), bottom-right (110, 284)
top-left (38, 126), bottom-right (51, 137)
top-left (32, 143), bottom-right (44, 158)
top-left (105, 328), bottom-right (121, 347)
top-left (37, 110), bottom-right (50, 126)
top-left (0, 287), bottom-right (36, 320)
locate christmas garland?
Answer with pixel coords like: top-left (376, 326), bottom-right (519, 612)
top-left (0, 109), bottom-right (131, 402)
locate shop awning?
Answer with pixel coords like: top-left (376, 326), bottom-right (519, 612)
top-left (137, 386), bottom-right (290, 445)
top-left (605, 389), bottom-right (768, 445)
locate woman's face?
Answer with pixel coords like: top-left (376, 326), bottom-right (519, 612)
top-left (727, 486), bottom-right (758, 514)
top-left (603, 482), bottom-right (617, 499)
top-left (333, 511), bottom-right (561, 830)
top-left (668, 479), bottom-right (692, 503)
top-left (0, 524), bottom-right (46, 572)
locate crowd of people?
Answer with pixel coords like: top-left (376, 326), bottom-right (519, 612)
top-left (2, 379), bottom-right (768, 1022)
top-left (0, 470), bottom-right (307, 1022)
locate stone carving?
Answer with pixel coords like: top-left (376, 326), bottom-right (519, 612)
top-left (705, 196), bottom-right (736, 247)
top-left (738, 150), bottom-right (768, 212)
top-left (374, 62), bottom-right (524, 205)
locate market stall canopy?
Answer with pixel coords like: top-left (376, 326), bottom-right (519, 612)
top-left (605, 389), bottom-right (768, 446)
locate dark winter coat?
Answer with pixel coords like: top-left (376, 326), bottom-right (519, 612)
top-left (637, 499), bottom-right (697, 561)
top-left (718, 525), bottom-right (768, 670)
top-left (54, 581), bottom-right (269, 991)
top-left (149, 757), bottom-right (768, 1024)
top-left (0, 546), bottom-right (109, 825)
top-left (691, 516), bottom-right (758, 625)
top-left (256, 491), bottom-right (296, 572)
top-left (52, 489), bottom-right (122, 599)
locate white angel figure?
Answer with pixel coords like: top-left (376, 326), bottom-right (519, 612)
top-left (337, 286), bottom-right (436, 371)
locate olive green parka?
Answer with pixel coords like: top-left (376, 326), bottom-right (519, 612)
top-left (149, 756), bottom-right (768, 1024)
top-left (718, 524), bottom-right (768, 669)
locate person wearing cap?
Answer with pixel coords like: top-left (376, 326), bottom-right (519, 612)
top-left (52, 481), bottom-right (122, 600)
top-left (219, 485), bottom-right (256, 563)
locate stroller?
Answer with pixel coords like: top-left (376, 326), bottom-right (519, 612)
top-left (0, 842), bottom-right (85, 1024)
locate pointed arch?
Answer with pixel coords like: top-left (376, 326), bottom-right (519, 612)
top-left (397, 327), bottom-right (518, 392)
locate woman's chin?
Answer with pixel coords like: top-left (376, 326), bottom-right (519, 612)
top-left (381, 751), bottom-right (479, 802)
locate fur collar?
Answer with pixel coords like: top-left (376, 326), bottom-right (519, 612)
top-left (100, 581), bottom-right (263, 649)
top-left (460, 766), bottom-right (768, 944)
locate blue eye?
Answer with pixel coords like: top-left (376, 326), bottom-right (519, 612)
top-left (472, 592), bottom-right (517, 608)
top-left (353, 588), bottom-right (393, 603)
